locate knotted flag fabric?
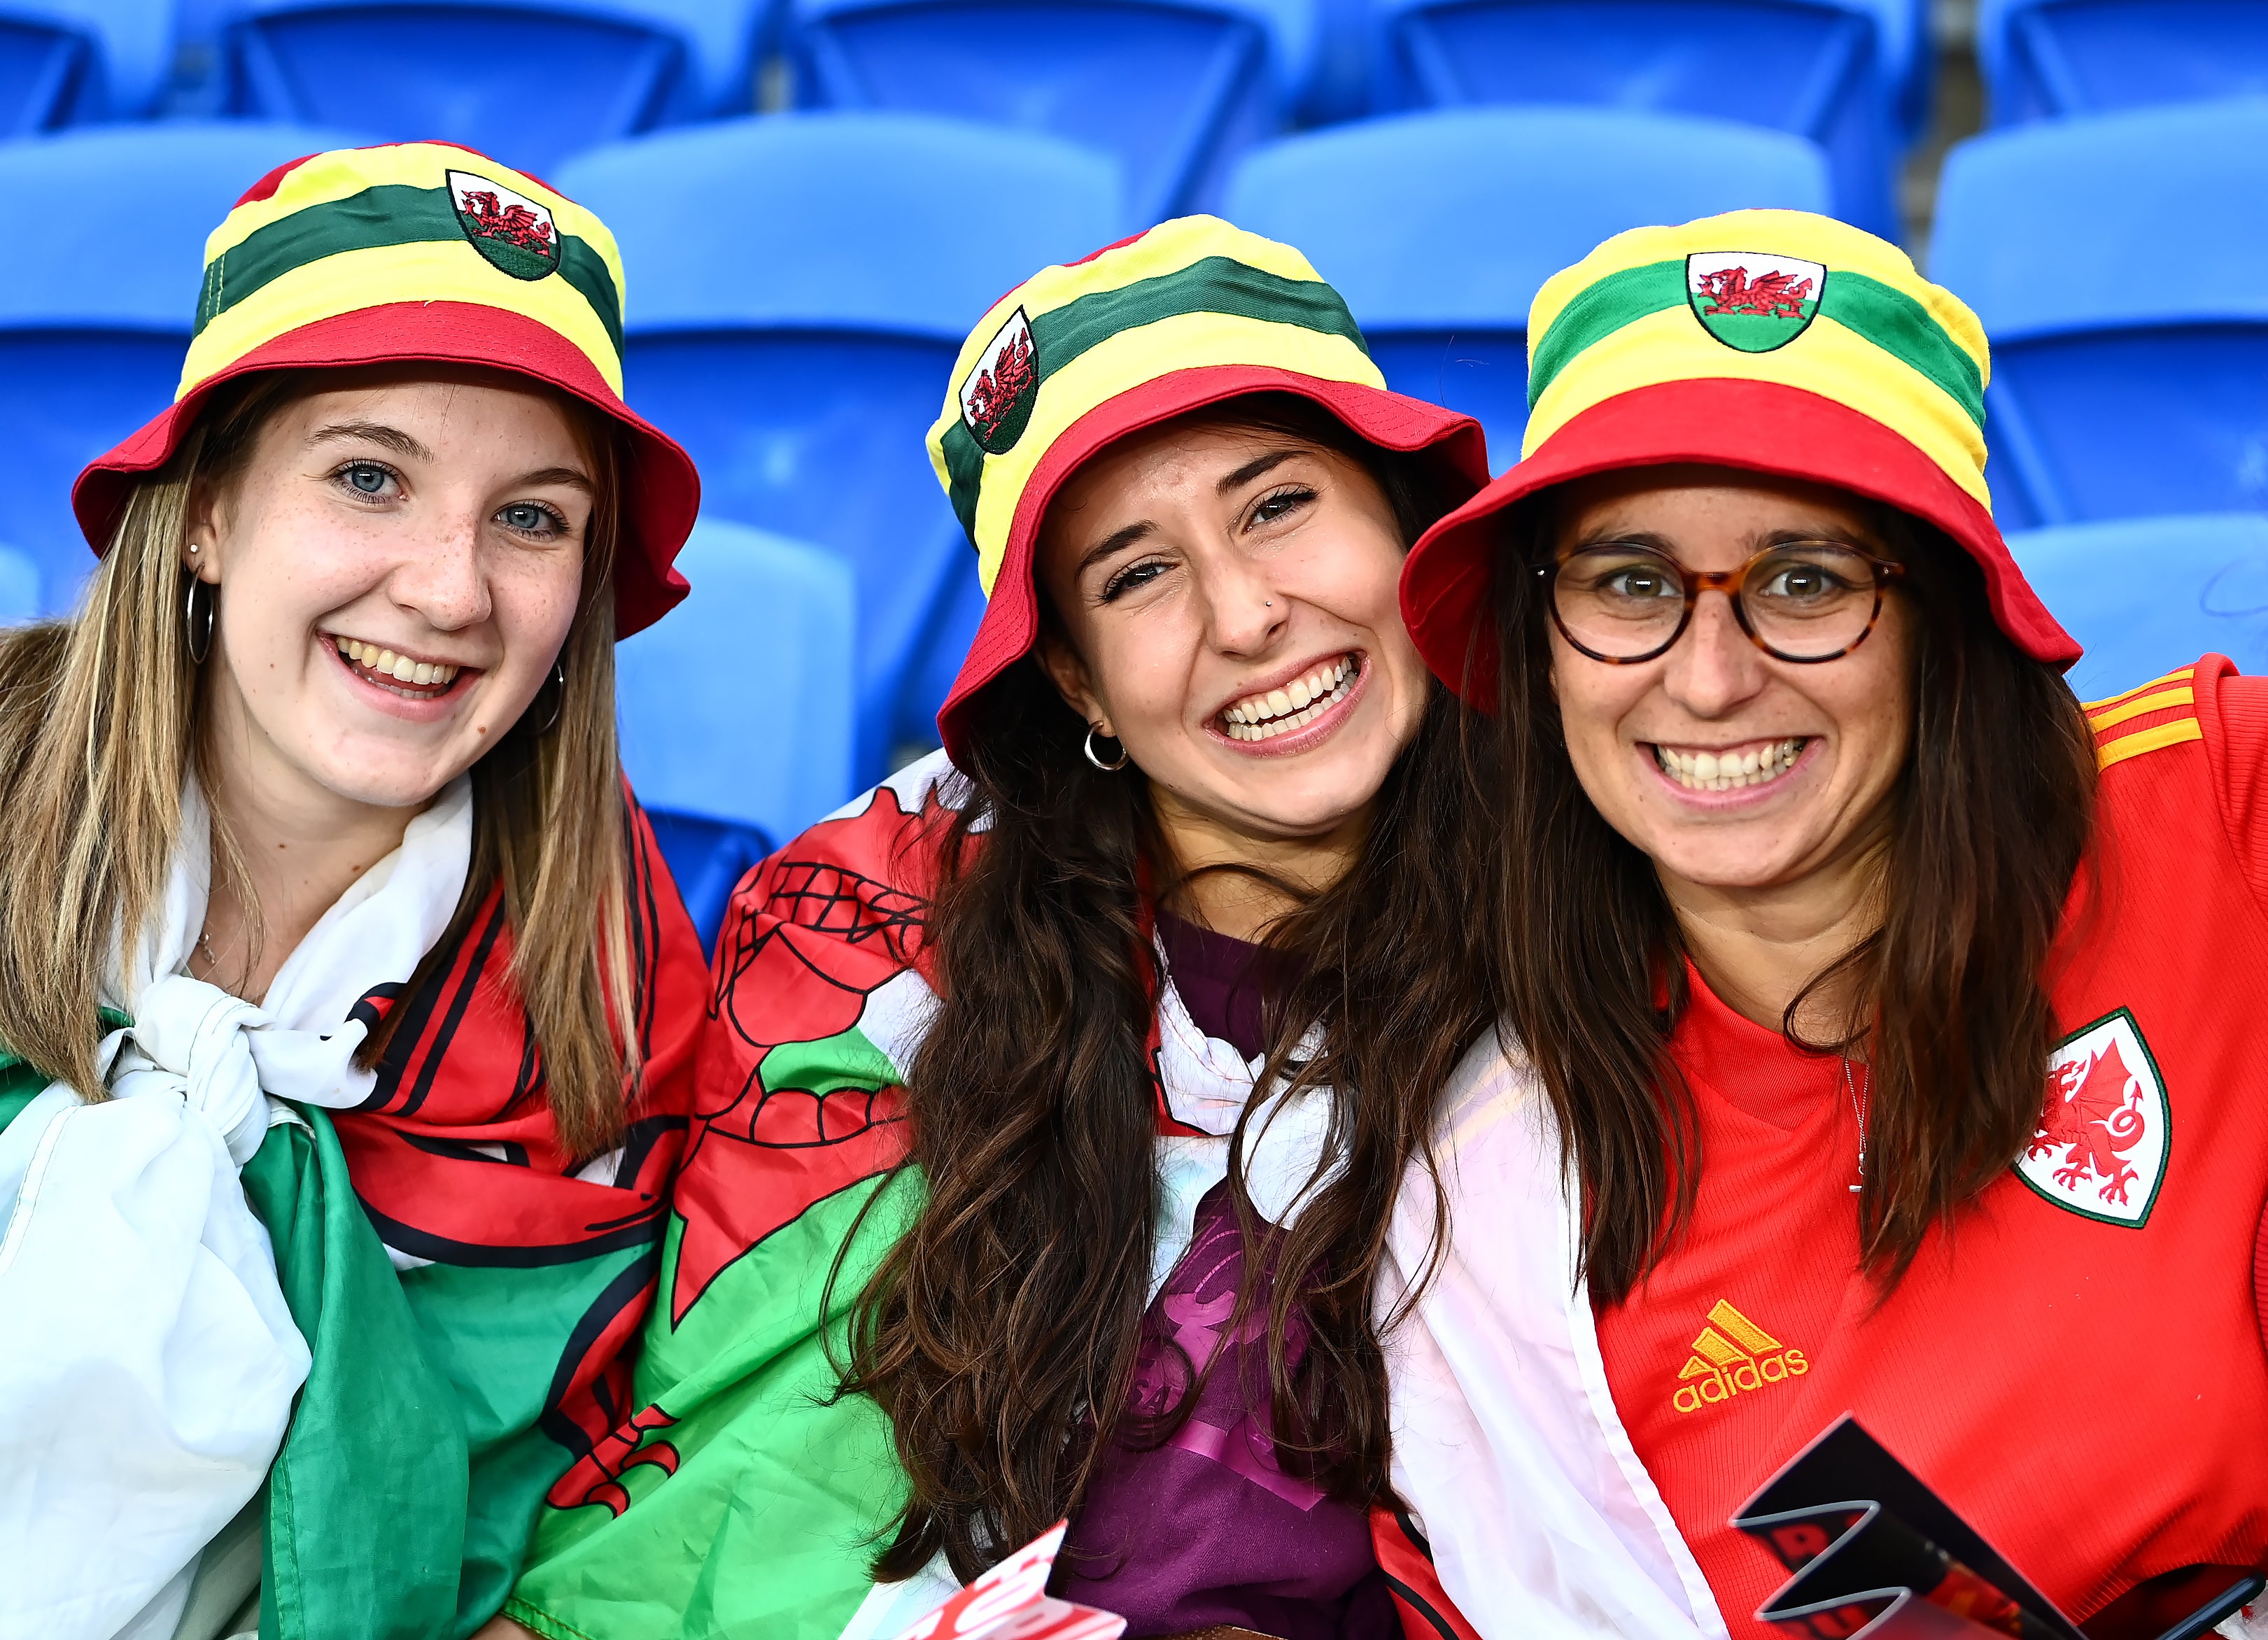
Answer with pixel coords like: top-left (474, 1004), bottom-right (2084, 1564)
top-left (0, 782), bottom-right (706, 1639)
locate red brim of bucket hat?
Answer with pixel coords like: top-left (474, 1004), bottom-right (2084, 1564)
top-left (72, 302), bottom-right (700, 639)
top-left (934, 364), bottom-right (1492, 765)
top-left (1401, 377), bottom-right (2081, 707)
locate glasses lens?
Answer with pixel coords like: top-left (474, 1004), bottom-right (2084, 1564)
top-left (1552, 546), bottom-right (1689, 659)
top-left (1741, 544), bottom-right (1882, 660)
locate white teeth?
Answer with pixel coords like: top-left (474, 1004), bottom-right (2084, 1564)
top-left (1220, 656), bottom-right (1358, 741)
top-left (334, 636), bottom-right (459, 690)
top-left (1654, 737), bottom-right (1806, 793)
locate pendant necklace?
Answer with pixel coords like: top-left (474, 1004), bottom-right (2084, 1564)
top-left (1843, 1056), bottom-right (1869, 1193)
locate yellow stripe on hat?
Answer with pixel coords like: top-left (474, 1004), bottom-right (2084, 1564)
top-left (1526, 304), bottom-right (1993, 509)
top-left (184, 238), bottom-right (626, 398)
top-left (964, 311), bottom-right (1378, 593)
top-left (185, 141), bottom-right (626, 402)
top-left (1521, 208), bottom-right (1995, 512)
top-left (203, 143), bottom-right (617, 285)
top-left (927, 215), bottom-right (1384, 598)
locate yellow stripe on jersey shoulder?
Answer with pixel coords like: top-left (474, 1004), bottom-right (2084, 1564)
top-left (2097, 716), bottom-right (2204, 770)
top-left (2088, 686), bottom-right (2195, 731)
top-left (2085, 665), bottom-right (2197, 714)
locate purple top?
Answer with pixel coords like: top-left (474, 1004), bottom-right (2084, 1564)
top-left (1050, 918), bottom-right (1395, 1640)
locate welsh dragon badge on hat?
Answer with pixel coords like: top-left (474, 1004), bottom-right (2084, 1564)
top-left (1686, 251), bottom-right (1826, 353)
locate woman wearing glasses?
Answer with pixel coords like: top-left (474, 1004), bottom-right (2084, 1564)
top-left (1374, 211), bottom-right (2268, 1639)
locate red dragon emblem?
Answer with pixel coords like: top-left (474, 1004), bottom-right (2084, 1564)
top-left (1697, 265), bottom-right (1815, 319)
top-left (457, 188), bottom-right (556, 255)
top-left (965, 325), bottom-right (1036, 444)
top-left (2027, 1036), bottom-right (2151, 1206)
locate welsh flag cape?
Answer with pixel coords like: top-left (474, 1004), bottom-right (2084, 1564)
top-left (505, 752), bottom-right (1350, 1640)
top-left (0, 796), bottom-right (707, 1640)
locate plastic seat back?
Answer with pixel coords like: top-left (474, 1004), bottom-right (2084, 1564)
top-left (1369, 0), bottom-right (1906, 236)
top-left (1226, 108), bottom-right (1831, 467)
top-left (790, 0), bottom-right (1314, 223)
top-left (558, 114), bottom-right (1120, 782)
top-left (0, 0), bottom-right (171, 129)
top-left (1981, 0), bottom-right (2268, 125)
top-left (1931, 102), bottom-right (2268, 531)
top-left (2009, 512), bottom-right (2268, 701)
top-left (617, 516), bottom-right (856, 947)
top-left (0, 544), bottom-right (41, 621)
top-left (0, 122), bottom-right (369, 612)
top-left (220, 0), bottom-right (767, 174)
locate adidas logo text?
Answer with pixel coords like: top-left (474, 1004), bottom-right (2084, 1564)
top-left (1670, 1299), bottom-right (1808, 1415)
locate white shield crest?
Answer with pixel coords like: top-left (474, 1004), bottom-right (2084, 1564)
top-left (958, 306), bottom-right (1038, 453)
top-left (446, 169), bottom-right (558, 279)
top-left (2016, 1008), bottom-right (2170, 1227)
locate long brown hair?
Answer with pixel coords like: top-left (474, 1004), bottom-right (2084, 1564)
top-left (0, 369), bottom-right (642, 1156)
top-left (1481, 493), bottom-right (2100, 1300)
top-left (843, 396), bottom-right (1495, 1582)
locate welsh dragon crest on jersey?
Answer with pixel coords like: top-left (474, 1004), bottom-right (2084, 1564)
top-left (2017, 1008), bottom-right (2170, 1227)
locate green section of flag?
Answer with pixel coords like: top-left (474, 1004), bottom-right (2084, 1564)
top-left (397, 1245), bottom-right (656, 1633)
top-left (507, 1168), bottom-right (922, 1640)
top-left (241, 1106), bottom-right (470, 1640)
top-left (0, 1049), bottom-right (626, 1640)
top-left (1689, 302), bottom-right (1821, 353)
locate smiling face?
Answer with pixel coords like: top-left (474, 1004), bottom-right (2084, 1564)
top-left (1544, 465), bottom-right (1917, 898)
top-left (186, 369), bottom-right (595, 819)
top-left (1033, 413), bottom-right (1430, 846)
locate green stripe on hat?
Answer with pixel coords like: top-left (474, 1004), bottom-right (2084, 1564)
top-left (192, 184), bottom-right (625, 362)
top-left (939, 253), bottom-right (1368, 538)
top-left (1528, 257), bottom-right (1984, 428)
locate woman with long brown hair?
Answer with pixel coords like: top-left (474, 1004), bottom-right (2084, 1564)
top-left (0, 142), bottom-right (709, 1639)
top-left (1377, 209), bottom-right (2268, 1639)
top-left (498, 215), bottom-right (1494, 1640)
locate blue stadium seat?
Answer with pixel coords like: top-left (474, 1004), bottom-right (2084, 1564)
top-left (218, 0), bottom-right (775, 175)
top-left (1980, 0), bottom-right (2268, 125)
top-left (557, 114), bottom-right (1121, 783)
top-left (617, 516), bottom-right (857, 947)
top-left (0, 122), bottom-right (368, 614)
top-left (1367, 0), bottom-right (1910, 236)
top-left (788, 0), bottom-right (1314, 223)
top-left (0, 0), bottom-right (171, 127)
top-left (1225, 108), bottom-right (1831, 467)
top-left (1931, 101), bottom-right (2268, 530)
top-left (2008, 513), bottom-right (2268, 701)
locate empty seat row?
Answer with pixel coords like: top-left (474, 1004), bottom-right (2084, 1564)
top-left (2, 0), bottom-right (1944, 225)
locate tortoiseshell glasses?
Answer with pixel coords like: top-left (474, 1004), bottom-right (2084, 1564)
top-left (1539, 540), bottom-right (1907, 665)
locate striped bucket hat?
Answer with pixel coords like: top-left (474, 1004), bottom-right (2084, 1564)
top-left (73, 141), bottom-right (698, 636)
top-left (926, 213), bottom-right (1490, 761)
top-left (1400, 208), bottom-right (2078, 702)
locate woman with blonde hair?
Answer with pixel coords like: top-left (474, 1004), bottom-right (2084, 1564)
top-left (0, 142), bottom-right (709, 1639)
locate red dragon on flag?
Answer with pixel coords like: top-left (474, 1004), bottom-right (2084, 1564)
top-left (1696, 265), bottom-right (1815, 320)
top-left (2028, 1035), bottom-right (2151, 1205)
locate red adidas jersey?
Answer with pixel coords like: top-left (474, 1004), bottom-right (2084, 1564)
top-left (1594, 656), bottom-right (2268, 1634)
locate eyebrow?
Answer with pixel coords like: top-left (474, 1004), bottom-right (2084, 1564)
top-left (515, 465), bottom-right (595, 493)
top-left (307, 420), bottom-right (433, 462)
top-left (1217, 447), bottom-right (1304, 495)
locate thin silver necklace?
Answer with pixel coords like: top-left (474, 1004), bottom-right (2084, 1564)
top-left (1843, 1057), bottom-right (1869, 1193)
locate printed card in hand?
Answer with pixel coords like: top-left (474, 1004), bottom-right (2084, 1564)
top-left (889, 1522), bottom-right (1127, 1640)
top-left (1731, 1415), bottom-right (2261, 1640)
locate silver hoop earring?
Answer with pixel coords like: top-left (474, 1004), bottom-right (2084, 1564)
top-left (1083, 724), bottom-right (1129, 772)
top-left (536, 660), bottom-right (567, 734)
top-left (183, 577), bottom-right (215, 665)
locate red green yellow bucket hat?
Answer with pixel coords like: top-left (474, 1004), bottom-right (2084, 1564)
top-left (925, 213), bottom-right (1491, 761)
top-left (73, 141), bottom-right (699, 637)
top-left (1400, 208), bottom-right (2080, 703)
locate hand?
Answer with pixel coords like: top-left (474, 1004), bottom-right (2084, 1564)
top-left (471, 1618), bottom-right (541, 1640)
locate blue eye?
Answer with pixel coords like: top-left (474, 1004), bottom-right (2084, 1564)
top-left (344, 463), bottom-right (388, 494)
top-left (501, 503), bottom-right (551, 532)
